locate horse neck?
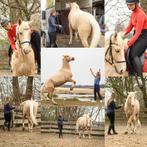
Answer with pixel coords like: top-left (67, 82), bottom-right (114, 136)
top-left (62, 60), bottom-right (71, 69)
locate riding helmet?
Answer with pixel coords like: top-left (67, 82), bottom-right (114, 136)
top-left (0, 19), bottom-right (9, 27)
top-left (126, 0), bottom-right (139, 3)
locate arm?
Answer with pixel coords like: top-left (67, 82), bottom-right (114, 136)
top-left (90, 68), bottom-right (96, 77)
top-left (49, 16), bottom-right (59, 28)
top-left (124, 16), bottom-right (133, 35)
top-left (127, 13), bottom-right (145, 47)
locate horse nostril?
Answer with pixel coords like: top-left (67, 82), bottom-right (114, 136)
top-left (120, 69), bottom-right (123, 74)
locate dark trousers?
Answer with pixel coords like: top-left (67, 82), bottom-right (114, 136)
top-left (58, 124), bottom-right (63, 138)
top-left (8, 46), bottom-right (13, 66)
top-left (126, 30), bottom-right (147, 76)
top-left (4, 113), bottom-right (12, 131)
top-left (94, 84), bottom-right (102, 101)
top-left (48, 32), bottom-right (58, 47)
top-left (107, 112), bottom-right (116, 134)
top-left (31, 30), bottom-right (41, 73)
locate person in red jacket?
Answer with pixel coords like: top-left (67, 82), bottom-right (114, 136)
top-left (1, 19), bottom-right (41, 73)
top-left (123, 0), bottom-right (147, 76)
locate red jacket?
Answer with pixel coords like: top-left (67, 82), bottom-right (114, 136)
top-left (7, 24), bottom-right (17, 51)
top-left (124, 5), bottom-right (147, 47)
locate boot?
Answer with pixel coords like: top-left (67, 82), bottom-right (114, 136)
top-left (112, 125), bottom-right (118, 135)
top-left (107, 125), bottom-right (112, 135)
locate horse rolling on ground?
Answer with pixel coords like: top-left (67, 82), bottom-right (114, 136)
top-left (68, 2), bottom-right (101, 48)
top-left (105, 32), bottom-right (127, 76)
top-left (41, 55), bottom-right (76, 105)
top-left (21, 99), bottom-right (38, 132)
top-left (76, 115), bottom-right (92, 139)
top-left (11, 19), bottom-right (36, 76)
top-left (124, 92), bottom-right (141, 134)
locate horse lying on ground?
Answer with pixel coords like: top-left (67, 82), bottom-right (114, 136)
top-left (76, 115), bottom-right (92, 139)
top-left (21, 99), bottom-right (38, 132)
top-left (124, 92), bottom-right (141, 134)
top-left (105, 32), bottom-right (127, 76)
top-left (41, 55), bottom-right (76, 104)
top-left (11, 19), bottom-right (36, 76)
top-left (68, 2), bottom-right (101, 48)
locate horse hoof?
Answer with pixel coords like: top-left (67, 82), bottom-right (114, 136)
top-left (22, 127), bottom-right (25, 131)
top-left (70, 87), bottom-right (73, 91)
top-left (124, 131), bottom-right (128, 134)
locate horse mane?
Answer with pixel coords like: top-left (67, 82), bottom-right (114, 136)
top-left (71, 2), bottom-right (80, 10)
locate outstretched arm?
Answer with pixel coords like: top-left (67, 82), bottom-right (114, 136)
top-left (90, 68), bottom-right (96, 77)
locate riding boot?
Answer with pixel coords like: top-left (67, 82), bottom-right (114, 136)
top-left (132, 56), bottom-right (143, 77)
top-left (107, 125), bottom-right (112, 135)
top-left (112, 124), bottom-right (118, 135)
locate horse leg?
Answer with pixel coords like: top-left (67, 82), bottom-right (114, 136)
top-left (22, 116), bottom-right (25, 131)
top-left (82, 129), bottom-right (85, 138)
top-left (125, 115), bottom-right (131, 134)
top-left (78, 30), bottom-right (89, 47)
top-left (47, 87), bottom-right (57, 105)
top-left (69, 24), bottom-right (73, 45)
top-left (68, 79), bottom-right (76, 90)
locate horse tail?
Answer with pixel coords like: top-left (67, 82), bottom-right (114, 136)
top-left (89, 17), bottom-right (101, 48)
top-left (29, 100), bottom-right (38, 125)
top-left (137, 119), bottom-right (141, 127)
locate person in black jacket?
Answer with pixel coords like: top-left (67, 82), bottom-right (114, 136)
top-left (57, 113), bottom-right (64, 138)
top-left (3, 99), bottom-right (15, 131)
top-left (106, 93), bottom-right (122, 135)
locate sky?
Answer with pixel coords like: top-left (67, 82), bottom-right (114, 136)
top-left (41, 48), bottom-right (105, 86)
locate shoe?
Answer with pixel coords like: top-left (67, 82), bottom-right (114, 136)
top-left (113, 132), bottom-right (118, 135)
top-left (107, 132), bottom-right (112, 135)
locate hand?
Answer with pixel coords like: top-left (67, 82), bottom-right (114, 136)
top-left (58, 25), bottom-right (62, 28)
top-left (124, 42), bottom-right (129, 52)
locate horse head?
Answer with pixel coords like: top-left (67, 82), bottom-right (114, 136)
top-left (70, 2), bottom-right (80, 10)
top-left (63, 55), bottom-right (75, 62)
top-left (127, 92), bottom-right (136, 107)
top-left (16, 19), bottom-right (32, 55)
top-left (105, 32), bottom-right (126, 74)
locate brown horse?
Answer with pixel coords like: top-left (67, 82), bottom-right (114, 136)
top-left (41, 55), bottom-right (76, 104)
top-left (76, 115), bottom-right (92, 139)
top-left (11, 19), bottom-right (35, 76)
top-left (105, 32), bottom-right (127, 76)
top-left (68, 2), bottom-right (101, 48)
top-left (21, 99), bottom-right (38, 132)
top-left (124, 92), bottom-right (141, 134)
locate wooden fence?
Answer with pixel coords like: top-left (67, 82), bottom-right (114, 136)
top-left (41, 121), bottom-right (104, 136)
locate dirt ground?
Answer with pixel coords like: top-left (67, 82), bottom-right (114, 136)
top-left (0, 129), bottom-right (104, 147)
top-left (105, 123), bottom-right (147, 147)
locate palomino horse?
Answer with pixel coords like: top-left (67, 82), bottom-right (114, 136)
top-left (105, 32), bottom-right (127, 76)
top-left (124, 92), bottom-right (141, 134)
top-left (21, 99), bottom-right (38, 132)
top-left (41, 55), bottom-right (76, 105)
top-left (11, 19), bottom-right (35, 76)
top-left (76, 115), bottom-right (92, 139)
top-left (68, 2), bottom-right (101, 48)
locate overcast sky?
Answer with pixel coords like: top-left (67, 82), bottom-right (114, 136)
top-left (105, 0), bottom-right (131, 32)
top-left (41, 48), bottom-right (105, 86)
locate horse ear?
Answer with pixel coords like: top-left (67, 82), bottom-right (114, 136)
top-left (18, 18), bottom-right (22, 25)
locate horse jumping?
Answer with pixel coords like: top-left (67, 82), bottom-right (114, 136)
top-left (41, 55), bottom-right (76, 104)
top-left (11, 19), bottom-right (36, 76)
top-left (124, 92), bottom-right (141, 134)
top-left (68, 2), bottom-right (101, 48)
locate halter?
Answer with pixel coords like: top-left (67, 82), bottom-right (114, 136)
top-left (105, 34), bottom-right (126, 73)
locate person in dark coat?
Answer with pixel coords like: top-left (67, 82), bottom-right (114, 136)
top-left (90, 68), bottom-right (103, 102)
top-left (3, 99), bottom-right (15, 131)
top-left (106, 93), bottom-right (122, 135)
top-left (57, 113), bottom-right (64, 138)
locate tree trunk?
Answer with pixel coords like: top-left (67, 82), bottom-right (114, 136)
top-left (25, 77), bottom-right (34, 100)
top-left (12, 77), bottom-right (20, 104)
top-left (140, 0), bottom-right (147, 14)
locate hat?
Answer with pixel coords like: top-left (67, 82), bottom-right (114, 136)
top-left (1, 19), bottom-right (10, 27)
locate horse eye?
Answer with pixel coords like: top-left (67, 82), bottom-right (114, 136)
top-left (19, 32), bottom-right (22, 35)
top-left (116, 49), bottom-right (120, 53)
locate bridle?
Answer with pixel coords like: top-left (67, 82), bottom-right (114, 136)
top-left (105, 34), bottom-right (126, 73)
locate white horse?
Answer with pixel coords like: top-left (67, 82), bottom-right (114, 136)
top-left (124, 92), bottom-right (141, 134)
top-left (41, 55), bottom-right (76, 104)
top-left (105, 32), bottom-right (127, 76)
top-left (21, 99), bottom-right (38, 132)
top-left (76, 115), bottom-right (92, 139)
top-left (11, 19), bottom-right (36, 76)
top-left (68, 2), bottom-right (101, 48)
